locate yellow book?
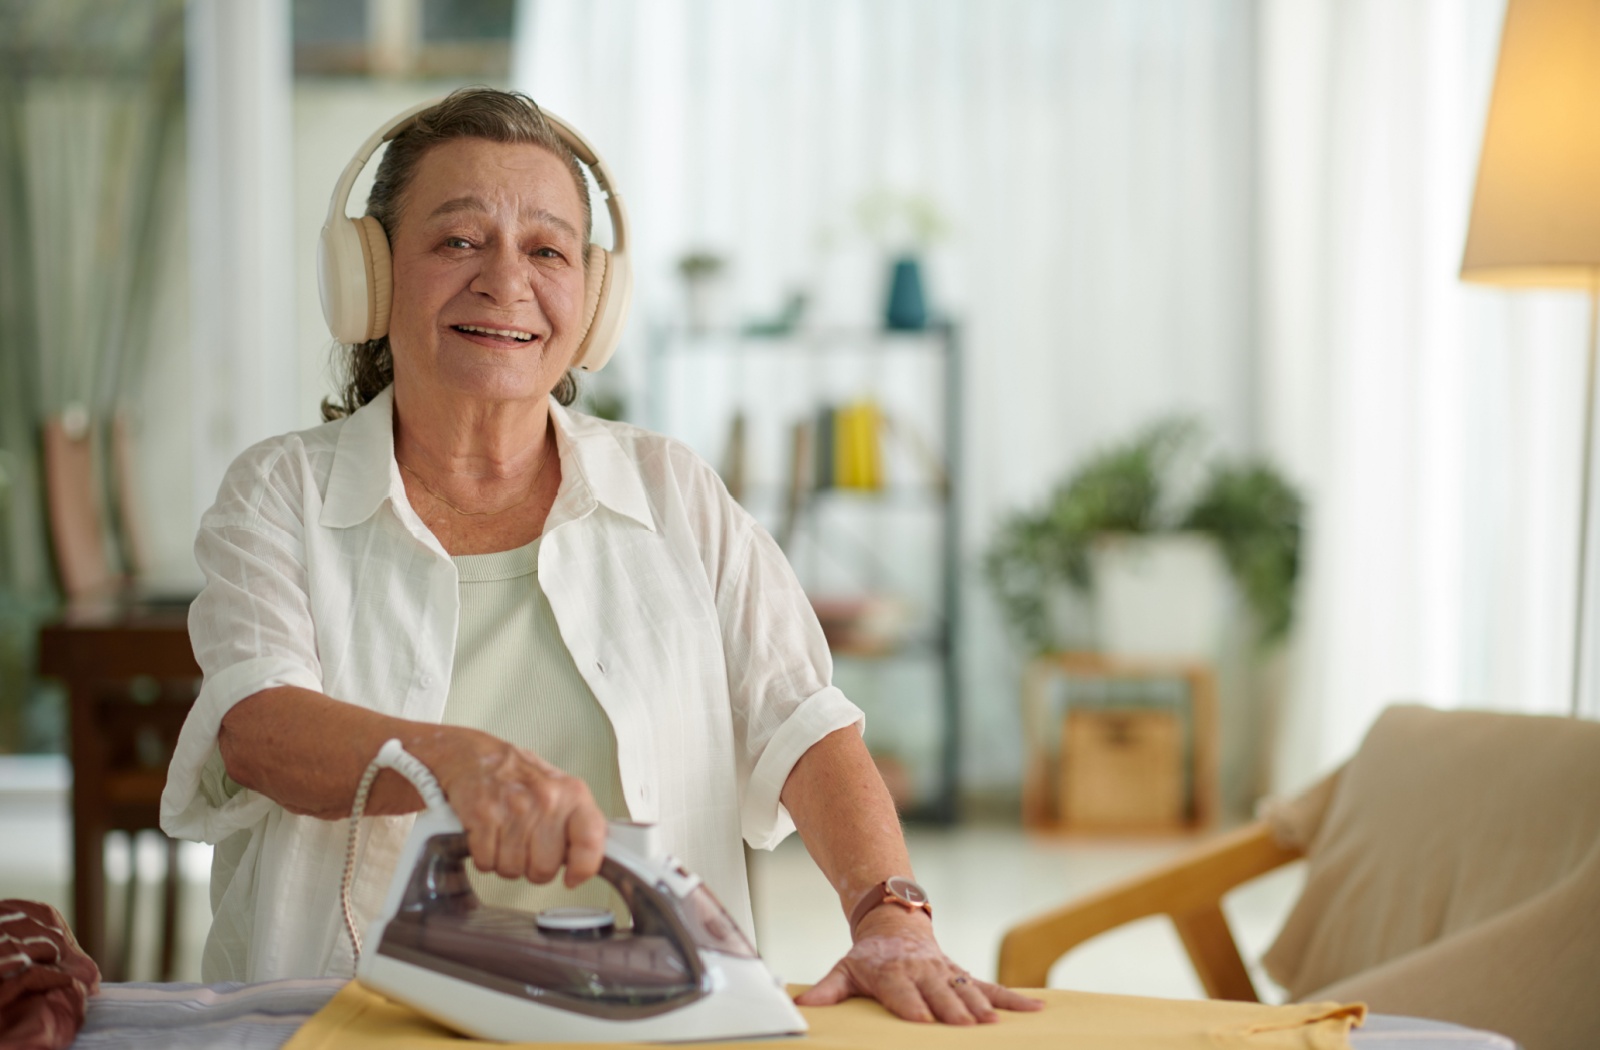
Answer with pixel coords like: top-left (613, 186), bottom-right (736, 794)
top-left (835, 400), bottom-right (884, 491)
top-left (861, 400), bottom-right (883, 490)
top-left (833, 403), bottom-right (857, 488)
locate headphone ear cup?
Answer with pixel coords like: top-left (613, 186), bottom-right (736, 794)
top-left (318, 215), bottom-right (393, 344)
top-left (571, 243), bottom-right (632, 373)
top-left (356, 215), bottom-right (393, 341)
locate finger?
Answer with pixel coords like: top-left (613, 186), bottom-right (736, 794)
top-left (494, 804), bottom-right (533, 881)
top-left (792, 965), bottom-right (854, 1006)
top-left (465, 820), bottom-right (500, 876)
top-left (868, 972), bottom-right (935, 1024)
top-left (526, 781), bottom-right (575, 883)
top-left (950, 976), bottom-right (998, 1023)
top-left (563, 803), bottom-right (608, 887)
top-left (916, 974), bottom-right (978, 1026)
top-left (974, 979), bottom-right (1046, 1012)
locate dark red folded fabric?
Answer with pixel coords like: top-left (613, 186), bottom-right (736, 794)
top-left (0, 900), bottom-right (100, 1050)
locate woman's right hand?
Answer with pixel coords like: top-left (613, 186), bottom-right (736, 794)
top-left (411, 729), bottom-right (610, 887)
top-left (221, 690), bottom-right (610, 887)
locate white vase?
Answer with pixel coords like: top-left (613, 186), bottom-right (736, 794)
top-left (1089, 532), bottom-right (1231, 660)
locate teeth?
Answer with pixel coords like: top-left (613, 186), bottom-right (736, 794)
top-left (456, 324), bottom-right (534, 341)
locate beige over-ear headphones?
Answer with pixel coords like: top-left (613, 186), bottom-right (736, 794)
top-left (317, 95), bottom-right (633, 373)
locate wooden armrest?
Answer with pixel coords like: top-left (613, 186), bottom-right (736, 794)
top-left (997, 820), bottom-right (1304, 999)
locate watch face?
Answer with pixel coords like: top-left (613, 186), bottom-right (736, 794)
top-left (886, 876), bottom-right (929, 906)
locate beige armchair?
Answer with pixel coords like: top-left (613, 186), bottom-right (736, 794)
top-left (998, 705), bottom-right (1600, 1050)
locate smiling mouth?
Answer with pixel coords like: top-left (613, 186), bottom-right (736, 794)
top-left (453, 324), bottom-right (535, 342)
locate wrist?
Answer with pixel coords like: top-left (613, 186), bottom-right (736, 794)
top-left (373, 724), bottom-right (495, 809)
top-left (847, 876), bottom-right (933, 939)
top-left (851, 900), bottom-right (935, 943)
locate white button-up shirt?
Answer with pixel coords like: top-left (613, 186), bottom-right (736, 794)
top-left (160, 387), bottom-right (863, 982)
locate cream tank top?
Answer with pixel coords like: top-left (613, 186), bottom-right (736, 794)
top-left (440, 536), bottom-right (629, 918)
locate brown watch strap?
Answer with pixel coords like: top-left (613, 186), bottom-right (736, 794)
top-left (848, 878), bottom-right (932, 936)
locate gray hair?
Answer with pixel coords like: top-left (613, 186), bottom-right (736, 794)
top-left (321, 87), bottom-right (591, 421)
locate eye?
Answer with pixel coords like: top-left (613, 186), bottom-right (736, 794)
top-left (443, 236), bottom-right (473, 250)
top-left (532, 245), bottom-right (565, 260)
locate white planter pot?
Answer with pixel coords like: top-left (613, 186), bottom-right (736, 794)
top-left (1089, 532), bottom-right (1231, 660)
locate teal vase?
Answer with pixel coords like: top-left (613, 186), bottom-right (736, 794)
top-left (884, 255), bottom-right (928, 330)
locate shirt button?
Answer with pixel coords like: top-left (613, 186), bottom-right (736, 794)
top-left (419, 674), bottom-right (435, 689)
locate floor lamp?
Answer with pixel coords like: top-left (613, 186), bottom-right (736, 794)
top-left (1460, 0), bottom-right (1600, 718)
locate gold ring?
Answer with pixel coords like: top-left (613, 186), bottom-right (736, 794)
top-left (950, 976), bottom-right (970, 987)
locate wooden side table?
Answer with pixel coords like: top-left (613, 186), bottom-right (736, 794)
top-left (1022, 652), bottom-right (1219, 832)
top-left (36, 605), bottom-right (200, 980)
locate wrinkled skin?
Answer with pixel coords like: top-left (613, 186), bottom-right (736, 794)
top-left (795, 901), bottom-right (1044, 1024)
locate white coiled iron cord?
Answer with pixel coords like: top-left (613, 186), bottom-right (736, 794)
top-left (339, 739), bottom-right (446, 963)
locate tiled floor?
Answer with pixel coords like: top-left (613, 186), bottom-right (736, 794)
top-left (0, 756), bottom-right (1301, 999)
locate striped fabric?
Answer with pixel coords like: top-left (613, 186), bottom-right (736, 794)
top-left (74, 978), bottom-right (342, 1050)
top-left (0, 900), bottom-right (98, 1049)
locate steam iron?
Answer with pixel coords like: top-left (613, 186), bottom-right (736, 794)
top-left (353, 740), bottom-right (808, 1042)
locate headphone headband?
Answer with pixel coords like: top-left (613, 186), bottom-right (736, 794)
top-left (323, 97), bottom-right (628, 254)
top-left (318, 93), bottom-right (632, 372)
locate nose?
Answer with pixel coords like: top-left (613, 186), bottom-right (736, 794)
top-left (468, 242), bottom-right (534, 306)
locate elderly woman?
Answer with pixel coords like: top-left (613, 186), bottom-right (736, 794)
top-left (162, 88), bottom-right (1037, 1025)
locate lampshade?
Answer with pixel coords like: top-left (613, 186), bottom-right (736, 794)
top-left (1461, 0), bottom-right (1600, 288)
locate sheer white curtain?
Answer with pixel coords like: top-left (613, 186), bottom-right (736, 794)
top-left (186, 0), bottom-right (297, 534)
top-left (514, 0), bottom-right (1259, 792)
top-left (1259, 0), bottom-right (1597, 791)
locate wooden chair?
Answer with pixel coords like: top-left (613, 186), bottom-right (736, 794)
top-left (41, 410), bottom-right (118, 605)
top-left (998, 817), bottom-right (1303, 998)
top-left (998, 705), bottom-right (1600, 1050)
top-left (37, 408), bottom-right (200, 980)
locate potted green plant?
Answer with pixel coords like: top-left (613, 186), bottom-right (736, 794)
top-left (855, 190), bottom-right (949, 330)
top-left (983, 418), bottom-right (1303, 655)
top-left (676, 250), bottom-right (728, 333)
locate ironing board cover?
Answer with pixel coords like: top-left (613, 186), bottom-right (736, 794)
top-left (283, 982), bottom-right (1366, 1050)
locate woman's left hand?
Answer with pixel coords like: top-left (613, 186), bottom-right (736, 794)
top-left (793, 908), bottom-right (1044, 1025)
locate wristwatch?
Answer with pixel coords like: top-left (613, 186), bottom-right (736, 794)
top-left (849, 876), bottom-right (933, 936)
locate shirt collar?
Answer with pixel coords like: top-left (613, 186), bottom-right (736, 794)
top-left (320, 385), bottom-right (404, 529)
top-left (547, 399), bottom-right (656, 532)
top-left (318, 385), bottom-right (655, 533)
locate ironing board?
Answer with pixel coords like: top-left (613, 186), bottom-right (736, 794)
top-left (68, 979), bottom-right (1520, 1050)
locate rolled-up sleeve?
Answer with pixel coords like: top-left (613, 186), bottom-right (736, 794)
top-left (161, 441), bottom-right (325, 845)
top-left (714, 514), bottom-right (864, 850)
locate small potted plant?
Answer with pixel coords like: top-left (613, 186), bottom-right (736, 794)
top-left (855, 190), bottom-right (949, 330)
top-left (676, 250), bottom-right (728, 334)
top-left (983, 418), bottom-right (1303, 656)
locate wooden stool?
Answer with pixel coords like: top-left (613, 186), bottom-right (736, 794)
top-left (1021, 652), bottom-right (1219, 833)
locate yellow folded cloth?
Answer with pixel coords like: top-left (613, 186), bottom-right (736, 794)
top-left (284, 982), bottom-right (1365, 1050)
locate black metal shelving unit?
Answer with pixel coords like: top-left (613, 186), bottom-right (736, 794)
top-left (646, 322), bottom-right (963, 824)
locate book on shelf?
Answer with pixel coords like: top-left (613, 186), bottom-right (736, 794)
top-left (720, 410), bottom-right (748, 503)
top-left (814, 405), bottom-right (835, 489)
top-left (809, 399), bottom-right (884, 492)
top-left (832, 400), bottom-right (884, 491)
top-left (777, 399), bottom-right (944, 547)
top-left (779, 418), bottom-right (814, 549)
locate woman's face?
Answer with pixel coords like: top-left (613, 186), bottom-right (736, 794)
top-left (385, 137), bottom-right (589, 407)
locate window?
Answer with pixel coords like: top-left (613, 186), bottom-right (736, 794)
top-left (293, 0), bottom-right (514, 78)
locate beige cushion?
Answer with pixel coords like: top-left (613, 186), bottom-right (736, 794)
top-left (1261, 704), bottom-right (1600, 1050)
